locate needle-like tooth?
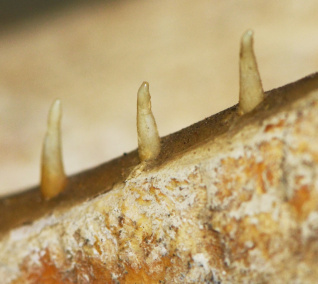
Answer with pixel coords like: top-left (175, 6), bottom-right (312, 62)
top-left (137, 81), bottom-right (161, 161)
top-left (41, 99), bottom-right (66, 199)
top-left (238, 30), bottom-right (264, 115)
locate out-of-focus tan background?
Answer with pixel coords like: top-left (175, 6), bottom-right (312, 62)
top-left (1, 0), bottom-right (318, 196)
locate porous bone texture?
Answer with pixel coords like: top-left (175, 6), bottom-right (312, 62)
top-left (1, 82), bottom-right (318, 283)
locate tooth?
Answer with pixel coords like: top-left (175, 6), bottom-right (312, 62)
top-left (137, 81), bottom-right (161, 161)
top-left (40, 99), bottom-right (66, 199)
top-left (238, 30), bottom-right (264, 115)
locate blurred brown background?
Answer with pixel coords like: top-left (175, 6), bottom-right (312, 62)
top-left (1, 0), bottom-right (318, 196)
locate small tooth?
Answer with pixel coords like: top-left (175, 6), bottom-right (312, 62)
top-left (137, 81), bottom-right (161, 161)
top-left (41, 99), bottom-right (66, 199)
top-left (238, 30), bottom-right (264, 115)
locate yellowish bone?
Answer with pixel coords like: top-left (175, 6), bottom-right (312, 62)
top-left (137, 82), bottom-right (161, 161)
top-left (40, 99), bottom-right (66, 199)
top-left (239, 30), bottom-right (264, 114)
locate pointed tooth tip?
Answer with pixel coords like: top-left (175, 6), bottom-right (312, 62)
top-left (142, 81), bottom-right (149, 88)
top-left (241, 30), bottom-right (254, 51)
top-left (48, 99), bottom-right (62, 124)
top-left (138, 81), bottom-right (151, 107)
top-left (51, 98), bottom-right (61, 111)
top-left (138, 81), bottom-right (149, 93)
top-left (53, 98), bottom-right (61, 105)
top-left (242, 29), bottom-right (254, 39)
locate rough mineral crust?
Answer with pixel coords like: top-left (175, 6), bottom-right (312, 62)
top-left (1, 75), bottom-right (318, 283)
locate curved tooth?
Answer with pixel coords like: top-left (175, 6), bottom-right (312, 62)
top-left (41, 99), bottom-right (66, 199)
top-left (238, 30), bottom-right (264, 115)
top-left (137, 81), bottom-right (161, 161)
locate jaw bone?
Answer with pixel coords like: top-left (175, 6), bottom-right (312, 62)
top-left (238, 30), bottom-right (264, 115)
top-left (41, 99), bottom-right (66, 199)
top-left (137, 82), bottom-right (161, 162)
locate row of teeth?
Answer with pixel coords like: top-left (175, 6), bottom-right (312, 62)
top-left (40, 29), bottom-right (264, 200)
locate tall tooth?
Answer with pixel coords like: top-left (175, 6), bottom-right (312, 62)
top-left (137, 81), bottom-right (161, 161)
top-left (238, 30), bottom-right (264, 115)
top-left (41, 99), bottom-right (66, 199)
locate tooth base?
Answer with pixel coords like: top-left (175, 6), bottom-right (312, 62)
top-left (40, 171), bottom-right (66, 200)
top-left (137, 113), bottom-right (161, 161)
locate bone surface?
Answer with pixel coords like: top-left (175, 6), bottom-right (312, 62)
top-left (239, 30), bottom-right (264, 114)
top-left (137, 81), bottom-right (161, 161)
top-left (40, 99), bottom-right (66, 199)
top-left (1, 73), bottom-right (318, 283)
